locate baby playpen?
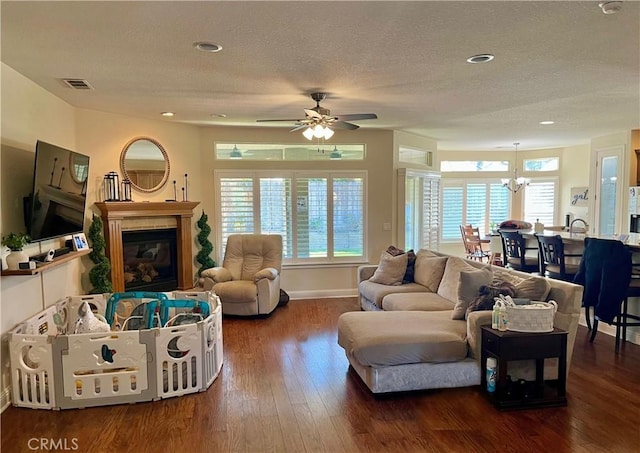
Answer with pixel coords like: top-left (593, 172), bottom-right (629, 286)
top-left (9, 290), bottom-right (223, 410)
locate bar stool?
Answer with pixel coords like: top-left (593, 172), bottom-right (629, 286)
top-left (574, 237), bottom-right (633, 351)
top-left (535, 234), bottom-right (581, 282)
top-left (615, 274), bottom-right (640, 352)
top-left (499, 230), bottom-right (539, 273)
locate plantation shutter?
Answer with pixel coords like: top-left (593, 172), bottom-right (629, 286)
top-left (333, 177), bottom-right (364, 257)
top-left (489, 183), bottom-right (510, 232)
top-left (523, 180), bottom-right (556, 226)
top-left (295, 177), bottom-right (327, 258)
top-left (422, 176), bottom-right (440, 250)
top-left (259, 177), bottom-right (292, 258)
top-left (219, 177), bottom-right (254, 252)
top-left (466, 183), bottom-right (487, 232)
top-left (442, 185), bottom-right (463, 240)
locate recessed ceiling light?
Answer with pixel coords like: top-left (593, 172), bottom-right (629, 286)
top-left (211, 113), bottom-right (227, 118)
top-left (466, 54), bottom-right (494, 64)
top-left (161, 112), bottom-right (175, 117)
top-left (193, 42), bottom-right (223, 53)
top-left (539, 120), bottom-right (555, 125)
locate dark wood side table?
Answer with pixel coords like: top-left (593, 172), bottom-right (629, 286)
top-left (480, 326), bottom-right (568, 410)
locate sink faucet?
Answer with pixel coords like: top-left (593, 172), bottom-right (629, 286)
top-left (569, 218), bottom-right (589, 237)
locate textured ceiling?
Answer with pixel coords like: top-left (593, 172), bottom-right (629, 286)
top-left (1, 1), bottom-right (639, 151)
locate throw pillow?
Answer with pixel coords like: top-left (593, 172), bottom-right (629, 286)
top-left (369, 251), bottom-right (408, 286)
top-left (413, 251), bottom-right (448, 292)
top-left (386, 245), bottom-right (417, 283)
top-left (465, 281), bottom-right (517, 319)
top-left (514, 276), bottom-right (552, 301)
top-left (437, 257), bottom-right (478, 303)
top-left (492, 268), bottom-right (551, 301)
top-left (453, 268), bottom-right (493, 320)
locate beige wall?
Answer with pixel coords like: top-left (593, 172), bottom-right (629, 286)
top-left (198, 126), bottom-right (397, 297)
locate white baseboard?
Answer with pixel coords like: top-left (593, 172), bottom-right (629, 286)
top-left (287, 289), bottom-right (357, 300)
top-left (0, 386), bottom-right (11, 413)
top-left (578, 319), bottom-right (640, 346)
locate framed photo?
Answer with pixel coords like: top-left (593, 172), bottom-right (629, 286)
top-left (72, 233), bottom-right (89, 251)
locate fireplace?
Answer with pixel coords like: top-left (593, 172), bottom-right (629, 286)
top-left (122, 229), bottom-right (178, 292)
top-left (95, 201), bottom-right (200, 292)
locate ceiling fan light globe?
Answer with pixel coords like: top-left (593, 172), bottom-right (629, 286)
top-left (303, 127), bottom-right (314, 140)
top-left (323, 127), bottom-right (334, 140)
top-left (313, 124), bottom-right (325, 138)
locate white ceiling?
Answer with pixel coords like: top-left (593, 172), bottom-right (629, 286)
top-left (2, 1), bottom-right (639, 151)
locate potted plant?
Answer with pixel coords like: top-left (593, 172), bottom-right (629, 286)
top-left (2, 232), bottom-right (31, 270)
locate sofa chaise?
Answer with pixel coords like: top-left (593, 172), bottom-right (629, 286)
top-left (337, 249), bottom-right (583, 393)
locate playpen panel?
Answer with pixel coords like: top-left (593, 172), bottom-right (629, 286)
top-left (155, 323), bottom-right (203, 398)
top-left (9, 332), bottom-right (57, 409)
top-left (61, 331), bottom-right (149, 400)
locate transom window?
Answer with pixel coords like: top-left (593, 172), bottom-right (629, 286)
top-left (215, 170), bottom-right (366, 264)
top-left (523, 157), bottom-right (559, 171)
top-left (215, 143), bottom-right (365, 161)
top-left (440, 161), bottom-right (509, 172)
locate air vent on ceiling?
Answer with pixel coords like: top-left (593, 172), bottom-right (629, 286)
top-left (62, 79), bottom-right (93, 90)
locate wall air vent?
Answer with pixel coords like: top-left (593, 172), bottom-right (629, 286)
top-left (62, 79), bottom-right (93, 90)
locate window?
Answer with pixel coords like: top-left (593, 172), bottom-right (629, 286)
top-left (215, 143), bottom-right (365, 161)
top-left (523, 179), bottom-right (558, 226)
top-left (402, 170), bottom-right (440, 251)
top-left (440, 161), bottom-right (509, 172)
top-left (215, 170), bottom-right (366, 264)
top-left (399, 147), bottom-right (433, 167)
top-left (441, 180), bottom-right (510, 240)
top-left (523, 157), bottom-right (559, 172)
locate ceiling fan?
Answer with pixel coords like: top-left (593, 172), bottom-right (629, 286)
top-left (257, 92), bottom-right (377, 139)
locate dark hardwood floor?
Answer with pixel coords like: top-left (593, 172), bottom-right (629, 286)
top-left (2, 297), bottom-right (639, 453)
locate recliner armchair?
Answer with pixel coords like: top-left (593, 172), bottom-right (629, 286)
top-left (200, 234), bottom-right (283, 316)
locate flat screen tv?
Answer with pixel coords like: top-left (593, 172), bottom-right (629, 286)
top-left (27, 141), bottom-right (90, 242)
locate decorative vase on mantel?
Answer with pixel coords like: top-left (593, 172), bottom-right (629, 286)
top-left (2, 232), bottom-right (31, 271)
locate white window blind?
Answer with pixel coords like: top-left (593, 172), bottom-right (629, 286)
top-left (442, 186), bottom-right (463, 240)
top-left (260, 177), bottom-right (292, 258)
top-left (441, 180), bottom-right (510, 240)
top-left (333, 177), bottom-right (364, 257)
top-left (219, 177), bottom-right (254, 249)
top-left (523, 180), bottom-right (557, 226)
top-left (216, 171), bottom-right (366, 263)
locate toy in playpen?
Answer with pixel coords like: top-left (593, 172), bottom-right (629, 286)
top-left (9, 291), bottom-right (223, 410)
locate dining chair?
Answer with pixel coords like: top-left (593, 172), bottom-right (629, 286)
top-left (534, 234), bottom-right (581, 282)
top-left (498, 230), bottom-right (539, 273)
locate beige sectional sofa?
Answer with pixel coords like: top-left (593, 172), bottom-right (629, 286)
top-left (337, 249), bottom-right (583, 393)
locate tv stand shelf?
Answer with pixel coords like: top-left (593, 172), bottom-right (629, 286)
top-left (1, 249), bottom-right (91, 276)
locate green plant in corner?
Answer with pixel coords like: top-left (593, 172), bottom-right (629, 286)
top-left (196, 211), bottom-right (216, 277)
top-left (1, 232), bottom-right (31, 251)
top-left (87, 215), bottom-right (112, 293)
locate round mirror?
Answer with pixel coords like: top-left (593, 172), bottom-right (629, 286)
top-left (69, 152), bottom-right (89, 184)
top-left (120, 137), bottom-right (170, 192)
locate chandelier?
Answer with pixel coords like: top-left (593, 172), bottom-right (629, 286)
top-left (502, 142), bottom-right (529, 193)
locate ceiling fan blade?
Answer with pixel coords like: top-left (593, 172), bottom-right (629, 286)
top-left (304, 109), bottom-right (323, 119)
top-left (334, 113), bottom-right (378, 121)
top-left (332, 121), bottom-right (359, 130)
top-left (289, 124), bottom-right (309, 132)
top-left (256, 119), bottom-right (302, 123)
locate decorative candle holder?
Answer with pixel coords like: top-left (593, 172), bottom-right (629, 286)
top-left (121, 178), bottom-right (132, 201)
top-left (103, 171), bottom-right (120, 201)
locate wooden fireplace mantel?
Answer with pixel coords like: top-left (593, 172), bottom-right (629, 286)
top-left (95, 201), bottom-right (200, 292)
